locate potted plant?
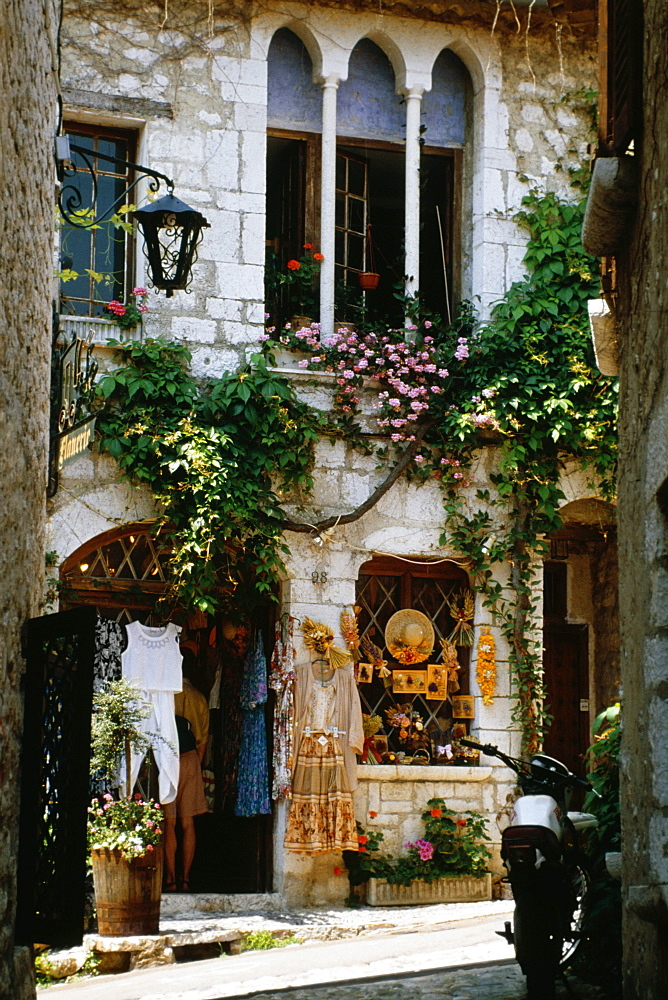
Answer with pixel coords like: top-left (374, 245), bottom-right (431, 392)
top-left (344, 799), bottom-right (492, 906)
top-left (104, 286), bottom-right (149, 330)
top-left (87, 678), bottom-right (167, 935)
top-left (278, 244), bottom-right (324, 326)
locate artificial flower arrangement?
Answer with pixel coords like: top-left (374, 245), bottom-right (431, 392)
top-left (104, 286), bottom-right (149, 329)
top-left (87, 678), bottom-right (167, 861)
top-left (476, 628), bottom-right (496, 704)
top-left (384, 702), bottom-right (430, 754)
top-left (344, 800), bottom-right (491, 888)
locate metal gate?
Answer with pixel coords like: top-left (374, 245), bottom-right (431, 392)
top-left (16, 606), bottom-right (96, 946)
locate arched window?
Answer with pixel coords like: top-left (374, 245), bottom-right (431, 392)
top-left (265, 30), bottom-right (470, 329)
top-left (355, 555), bottom-right (473, 748)
top-left (60, 523), bottom-right (171, 624)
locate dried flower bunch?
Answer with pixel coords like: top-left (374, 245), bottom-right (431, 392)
top-left (439, 638), bottom-right (462, 700)
top-left (446, 590), bottom-right (475, 646)
top-left (360, 633), bottom-right (391, 678)
top-left (300, 616), bottom-right (351, 669)
top-left (340, 606), bottom-right (361, 661)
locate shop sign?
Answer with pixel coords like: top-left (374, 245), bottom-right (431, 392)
top-left (57, 416), bottom-right (97, 470)
top-left (49, 327), bottom-right (99, 494)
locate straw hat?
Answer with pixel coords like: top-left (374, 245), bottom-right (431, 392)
top-left (384, 609), bottom-right (435, 658)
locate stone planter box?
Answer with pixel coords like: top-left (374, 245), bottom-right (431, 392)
top-left (366, 872), bottom-right (492, 907)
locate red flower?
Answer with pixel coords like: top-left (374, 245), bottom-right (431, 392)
top-left (358, 844), bottom-right (367, 852)
top-left (303, 243), bottom-right (314, 250)
top-left (457, 818), bottom-right (467, 827)
top-left (313, 252), bottom-right (324, 261)
top-left (287, 259), bottom-right (301, 270)
top-left (430, 808), bottom-right (442, 818)
top-left (369, 810), bottom-right (378, 818)
top-left (358, 835), bottom-right (369, 845)
top-left (333, 866), bottom-right (343, 876)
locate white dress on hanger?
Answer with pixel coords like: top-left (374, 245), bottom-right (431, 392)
top-left (121, 620), bottom-right (182, 804)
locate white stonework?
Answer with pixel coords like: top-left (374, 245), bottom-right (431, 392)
top-left (52, 0), bottom-right (602, 909)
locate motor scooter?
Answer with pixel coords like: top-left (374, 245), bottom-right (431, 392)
top-left (460, 737), bottom-right (598, 1000)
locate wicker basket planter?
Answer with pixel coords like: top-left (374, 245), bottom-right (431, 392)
top-left (366, 872), bottom-right (492, 907)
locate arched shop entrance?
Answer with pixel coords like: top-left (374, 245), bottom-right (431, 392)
top-left (61, 522), bottom-right (274, 893)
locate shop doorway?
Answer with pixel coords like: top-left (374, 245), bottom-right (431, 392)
top-left (61, 523), bottom-right (275, 893)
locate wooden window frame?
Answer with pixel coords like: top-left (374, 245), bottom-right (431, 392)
top-left (59, 121), bottom-right (138, 317)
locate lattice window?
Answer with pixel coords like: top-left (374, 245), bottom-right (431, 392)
top-left (355, 556), bottom-right (472, 738)
top-left (60, 523), bottom-right (171, 613)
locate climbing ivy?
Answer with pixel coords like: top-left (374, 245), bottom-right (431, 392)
top-left (95, 185), bottom-right (617, 753)
top-left (95, 340), bottom-right (321, 615)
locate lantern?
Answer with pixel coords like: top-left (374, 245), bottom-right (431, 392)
top-left (132, 194), bottom-right (210, 297)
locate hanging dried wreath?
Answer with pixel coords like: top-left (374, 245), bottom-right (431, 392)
top-left (476, 628), bottom-right (496, 704)
top-left (300, 617), bottom-right (351, 670)
top-left (446, 590), bottom-right (475, 646)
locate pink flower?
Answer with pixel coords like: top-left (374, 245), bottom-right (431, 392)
top-left (132, 286), bottom-right (147, 296)
top-left (298, 359), bottom-right (309, 368)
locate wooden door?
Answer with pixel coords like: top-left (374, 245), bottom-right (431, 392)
top-left (543, 624), bottom-right (590, 778)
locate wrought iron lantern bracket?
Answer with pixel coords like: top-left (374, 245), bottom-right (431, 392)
top-left (55, 134), bottom-right (209, 296)
top-left (55, 135), bottom-right (174, 229)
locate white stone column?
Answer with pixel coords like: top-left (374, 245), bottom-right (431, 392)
top-left (319, 76), bottom-right (339, 337)
top-left (404, 88), bottom-right (424, 301)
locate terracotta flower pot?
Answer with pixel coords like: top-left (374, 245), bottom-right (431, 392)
top-left (358, 272), bottom-right (380, 291)
top-left (289, 315), bottom-right (313, 330)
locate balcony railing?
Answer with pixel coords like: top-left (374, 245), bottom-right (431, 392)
top-left (58, 315), bottom-right (142, 346)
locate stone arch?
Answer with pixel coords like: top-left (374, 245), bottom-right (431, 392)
top-left (267, 26), bottom-right (322, 132)
top-left (264, 18), bottom-right (325, 82)
top-left (356, 29), bottom-right (407, 93)
top-left (337, 37), bottom-right (405, 143)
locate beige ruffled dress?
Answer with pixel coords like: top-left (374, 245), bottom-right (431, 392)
top-left (284, 663), bottom-right (363, 853)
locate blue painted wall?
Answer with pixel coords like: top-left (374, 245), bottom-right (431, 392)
top-left (267, 28), bottom-right (322, 132)
top-left (421, 49), bottom-right (467, 147)
top-left (337, 40), bottom-right (405, 142)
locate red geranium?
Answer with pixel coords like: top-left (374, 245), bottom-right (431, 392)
top-left (286, 259), bottom-right (301, 270)
top-left (430, 808), bottom-right (442, 818)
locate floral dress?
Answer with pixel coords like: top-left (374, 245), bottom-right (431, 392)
top-left (235, 631), bottom-right (271, 816)
top-left (269, 618), bottom-right (296, 801)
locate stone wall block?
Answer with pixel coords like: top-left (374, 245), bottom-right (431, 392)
top-left (241, 213), bottom-right (267, 266)
top-left (241, 133), bottom-right (268, 194)
top-left (171, 316), bottom-right (217, 344)
top-left (214, 263), bottom-right (263, 302)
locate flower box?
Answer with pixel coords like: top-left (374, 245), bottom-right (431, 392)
top-left (366, 872), bottom-right (492, 907)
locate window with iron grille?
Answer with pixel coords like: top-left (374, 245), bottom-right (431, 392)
top-left (355, 556), bottom-right (472, 742)
top-left (59, 122), bottom-right (137, 317)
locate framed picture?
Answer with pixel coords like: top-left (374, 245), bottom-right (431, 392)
top-left (426, 663), bottom-right (447, 700)
top-left (357, 662), bottom-right (374, 684)
top-left (392, 669), bottom-right (427, 694)
top-left (452, 695), bottom-right (475, 719)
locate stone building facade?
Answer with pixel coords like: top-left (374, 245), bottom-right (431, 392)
top-left (0, 2), bottom-right (58, 997)
top-left (50, 0), bottom-right (613, 907)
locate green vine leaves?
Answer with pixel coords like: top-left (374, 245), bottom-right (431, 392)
top-left (94, 187), bottom-right (617, 754)
top-left (95, 341), bottom-right (320, 615)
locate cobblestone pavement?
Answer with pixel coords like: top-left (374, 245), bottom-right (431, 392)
top-left (247, 962), bottom-right (609, 1000)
